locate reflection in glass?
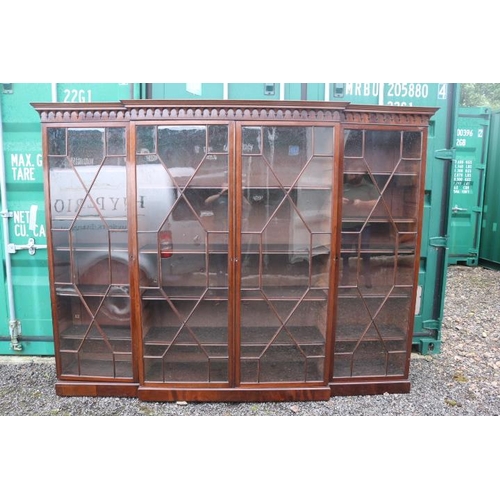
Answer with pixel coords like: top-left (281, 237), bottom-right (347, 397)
top-left (48, 124), bottom-right (130, 379)
top-left (68, 128), bottom-right (105, 167)
top-left (242, 126), bottom-right (261, 155)
top-left (208, 125), bottom-right (229, 153)
top-left (240, 125), bottom-right (333, 383)
top-left (48, 127), bottom-right (66, 156)
top-left (136, 126), bottom-right (156, 155)
top-left (158, 126), bottom-right (206, 171)
top-left (107, 127), bottom-right (126, 156)
top-left (139, 125), bottom-right (231, 384)
top-left (403, 131), bottom-right (422, 158)
top-left (344, 129), bottom-right (363, 157)
top-left (335, 127), bottom-right (422, 379)
top-left (262, 126), bottom-right (310, 186)
top-left (313, 127), bottom-right (334, 156)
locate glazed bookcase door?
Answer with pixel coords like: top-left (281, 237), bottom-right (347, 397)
top-left (136, 122), bottom-right (335, 387)
top-left (334, 127), bottom-right (424, 378)
top-left (47, 125), bottom-right (133, 379)
top-left (137, 123), bottom-right (234, 384)
top-left (238, 124), bottom-right (335, 384)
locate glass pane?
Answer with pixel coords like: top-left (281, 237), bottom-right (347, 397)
top-left (314, 127), bottom-right (334, 155)
top-left (344, 129), bottom-right (363, 157)
top-left (68, 128), bottom-right (105, 167)
top-left (242, 126), bottom-right (262, 155)
top-left (48, 128), bottom-right (66, 156)
top-left (403, 131), bottom-right (422, 158)
top-left (208, 125), bottom-right (229, 153)
top-left (107, 127), bottom-right (126, 156)
top-left (136, 126), bottom-right (156, 156)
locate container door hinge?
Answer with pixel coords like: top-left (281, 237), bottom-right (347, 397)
top-left (429, 236), bottom-right (448, 248)
top-left (9, 320), bottom-right (23, 351)
top-left (7, 238), bottom-right (47, 255)
top-left (434, 148), bottom-right (455, 161)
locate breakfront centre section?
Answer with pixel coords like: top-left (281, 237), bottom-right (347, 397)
top-left (33, 100), bottom-right (435, 401)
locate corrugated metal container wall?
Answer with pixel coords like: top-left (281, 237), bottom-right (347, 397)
top-left (0, 83), bottom-right (141, 355)
top-left (479, 110), bottom-right (500, 268)
top-left (149, 83), bottom-right (459, 354)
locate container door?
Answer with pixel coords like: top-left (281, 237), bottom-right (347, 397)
top-left (237, 124), bottom-right (334, 384)
top-left (138, 123), bottom-right (234, 384)
top-left (448, 107), bottom-right (491, 265)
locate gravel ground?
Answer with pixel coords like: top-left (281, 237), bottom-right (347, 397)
top-left (1, 265), bottom-right (499, 417)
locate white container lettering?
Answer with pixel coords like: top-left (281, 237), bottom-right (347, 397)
top-left (63, 89), bottom-right (92, 103)
top-left (387, 83), bottom-right (429, 99)
top-left (345, 83), bottom-right (380, 97)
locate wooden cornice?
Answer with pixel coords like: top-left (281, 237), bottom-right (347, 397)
top-left (31, 100), bottom-right (437, 125)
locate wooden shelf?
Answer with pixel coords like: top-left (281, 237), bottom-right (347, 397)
top-left (55, 285), bottom-right (129, 297)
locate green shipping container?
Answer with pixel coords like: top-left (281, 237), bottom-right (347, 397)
top-left (0, 82), bottom-right (459, 356)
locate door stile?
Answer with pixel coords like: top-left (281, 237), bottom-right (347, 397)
top-left (231, 122), bottom-right (241, 387)
top-left (325, 123), bottom-right (343, 383)
top-left (127, 122), bottom-right (142, 383)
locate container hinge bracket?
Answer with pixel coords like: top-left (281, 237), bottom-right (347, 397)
top-left (423, 319), bottom-right (441, 331)
top-left (429, 236), bottom-right (448, 248)
top-left (9, 320), bottom-right (23, 351)
top-left (434, 148), bottom-right (455, 161)
top-left (7, 238), bottom-right (47, 255)
top-left (1, 210), bottom-right (13, 218)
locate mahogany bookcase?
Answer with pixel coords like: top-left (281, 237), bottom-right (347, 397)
top-left (32, 100), bottom-right (435, 402)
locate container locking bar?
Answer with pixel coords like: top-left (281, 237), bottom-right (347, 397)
top-left (9, 319), bottom-right (22, 351)
top-left (7, 237), bottom-right (47, 255)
